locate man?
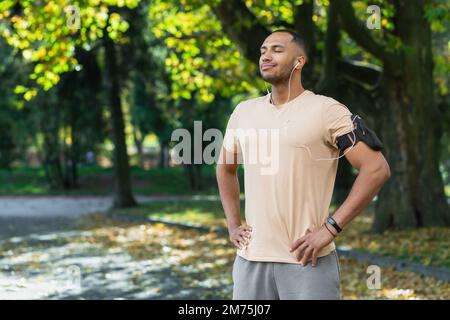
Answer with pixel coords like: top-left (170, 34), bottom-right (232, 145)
top-left (216, 29), bottom-right (391, 300)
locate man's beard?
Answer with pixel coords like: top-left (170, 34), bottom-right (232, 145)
top-left (260, 65), bottom-right (291, 85)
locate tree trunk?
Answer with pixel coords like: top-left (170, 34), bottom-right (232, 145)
top-left (158, 138), bottom-right (170, 169)
top-left (333, 0), bottom-right (450, 232)
top-left (133, 126), bottom-right (145, 168)
top-left (194, 164), bottom-right (203, 191)
top-left (184, 164), bottom-right (204, 191)
top-left (185, 164), bottom-right (195, 191)
top-left (293, 0), bottom-right (316, 87)
top-left (372, 0), bottom-right (449, 231)
top-left (104, 36), bottom-right (137, 208)
top-left (69, 122), bottom-right (80, 189)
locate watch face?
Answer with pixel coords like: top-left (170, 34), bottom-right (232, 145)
top-left (328, 217), bottom-right (342, 232)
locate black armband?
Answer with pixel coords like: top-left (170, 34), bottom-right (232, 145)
top-left (336, 114), bottom-right (383, 152)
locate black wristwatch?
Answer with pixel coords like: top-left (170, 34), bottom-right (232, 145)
top-left (327, 217), bottom-right (342, 233)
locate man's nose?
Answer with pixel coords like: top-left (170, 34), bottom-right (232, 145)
top-left (261, 54), bottom-right (272, 63)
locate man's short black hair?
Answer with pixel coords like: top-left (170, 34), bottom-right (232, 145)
top-left (270, 29), bottom-right (308, 58)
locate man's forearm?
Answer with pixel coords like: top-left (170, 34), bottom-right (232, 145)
top-left (331, 164), bottom-right (391, 230)
top-left (216, 167), bottom-right (242, 232)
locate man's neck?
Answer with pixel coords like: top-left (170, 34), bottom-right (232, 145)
top-left (270, 83), bottom-right (305, 108)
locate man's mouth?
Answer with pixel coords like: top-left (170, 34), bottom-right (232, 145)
top-left (261, 64), bottom-right (276, 71)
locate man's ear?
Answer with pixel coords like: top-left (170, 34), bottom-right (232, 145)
top-left (300, 54), bottom-right (307, 66)
top-left (295, 55), bottom-right (306, 69)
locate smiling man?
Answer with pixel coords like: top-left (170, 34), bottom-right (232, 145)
top-left (216, 29), bottom-right (391, 300)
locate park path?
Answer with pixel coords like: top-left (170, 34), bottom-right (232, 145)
top-left (0, 195), bottom-right (221, 240)
top-left (0, 194), bottom-right (231, 299)
top-left (0, 195), bottom-right (221, 218)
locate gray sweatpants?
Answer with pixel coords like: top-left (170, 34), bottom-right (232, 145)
top-left (232, 250), bottom-right (341, 300)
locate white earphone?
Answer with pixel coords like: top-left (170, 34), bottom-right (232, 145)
top-left (266, 61), bottom-right (301, 102)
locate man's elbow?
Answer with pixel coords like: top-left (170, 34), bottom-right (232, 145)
top-left (384, 163), bottom-right (391, 180)
top-left (374, 161), bottom-right (391, 183)
top-left (363, 159), bottom-right (391, 182)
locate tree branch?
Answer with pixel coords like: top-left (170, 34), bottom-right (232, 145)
top-left (317, 0), bottom-right (340, 94)
top-left (212, 0), bottom-right (270, 66)
top-left (271, 19), bottom-right (294, 29)
top-left (337, 58), bottom-right (381, 87)
top-left (333, 0), bottom-right (395, 62)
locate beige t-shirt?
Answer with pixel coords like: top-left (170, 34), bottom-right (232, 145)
top-left (221, 89), bottom-right (354, 264)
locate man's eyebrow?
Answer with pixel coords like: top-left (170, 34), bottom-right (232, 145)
top-left (260, 44), bottom-right (285, 50)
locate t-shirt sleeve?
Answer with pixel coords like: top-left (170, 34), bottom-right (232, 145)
top-left (322, 97), bottom-right (354, 149)
top-left (222, 108), bottom-right (242, 154)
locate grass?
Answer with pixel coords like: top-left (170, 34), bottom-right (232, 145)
top-left (113, 199), bottom-right (245, 228)
top-left (336, 213), bottom-right (450, 269)
top-left (113, 200), bottom-right (450, 269)
top-left (0, 165), bottom-right (243, 196)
